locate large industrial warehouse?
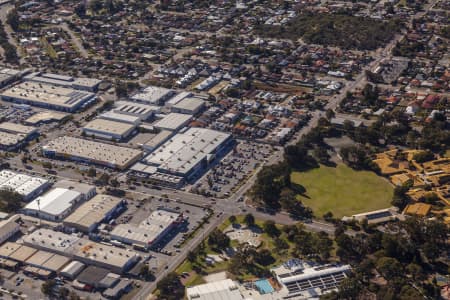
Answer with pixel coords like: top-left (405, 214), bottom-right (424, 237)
top-left (82, 118), bottom-right (136, 141)
top-left (0, 170), bottom-right (49, 201)
top-left (0, 132), bottom-right (29, 151)
top-left (0, 68), bottom-right (22, 88)
top-left (143, 127), bottom-right (233, 181)
top-left (22, 229), bottom-right (139, 274)
top-left (113, 101), bottom-right (160, 120)
top-left (110, 209), bottom-right (183, 249)
top-left (63, 194), bottom-right (124, 233)
top-left (98, 111), bottom-right (141, 125)
top-left (0, 216), bottom-right (20, 245)
top-left (42, 136), bottom-right (143, 170)
top-left (23, 72), bottom-right (102, 92)
top-left (0, 242), bottom-right (71, 278)
top-left (0, 122), bottom-right (38, 151)
top-left (23, 188), bottom-right (83, 221)
top-left (0, 82), bottom-right (96, 112)
top-left (170, 97), bottom-right (205, 115)
top-left (153, 112), bottom-right (192, 132)
top-left (0, 122), bottom-right (38, 137)
top-left (53, 180), bottom-right (96, 201)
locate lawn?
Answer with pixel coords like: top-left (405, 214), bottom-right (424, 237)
top-left (292, 164), bottom-right (393, 218)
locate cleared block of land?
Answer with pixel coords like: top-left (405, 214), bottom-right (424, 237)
top-left (291, 164), bottom-right (393, 218)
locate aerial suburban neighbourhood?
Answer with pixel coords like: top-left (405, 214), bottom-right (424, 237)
top-left (0, 0), bottom-right (447, 299)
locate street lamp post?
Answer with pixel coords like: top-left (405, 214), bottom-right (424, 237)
top-left (36, 198), bottom-right (41, 227)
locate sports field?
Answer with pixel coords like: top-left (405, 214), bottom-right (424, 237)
top-left (291, 164), bottom-right (393, 218)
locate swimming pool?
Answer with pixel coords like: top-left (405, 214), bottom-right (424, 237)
top-left (255, 279), bottom-right (275, 294)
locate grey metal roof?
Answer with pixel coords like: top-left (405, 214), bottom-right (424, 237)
top-left (144, 128), bottom-right (231, 175)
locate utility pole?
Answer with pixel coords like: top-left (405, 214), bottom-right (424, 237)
top-left (37, 198), bottom-right (41, 227)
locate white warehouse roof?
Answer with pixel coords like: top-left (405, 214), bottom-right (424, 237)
top-left (60, 260), bottom-right (85, 278)
top-left (0, 170), bottom-right (49, 200)
top-left (24, 188), bottom-right (81, 218)
top-left (186, 279), bottom-right (244, 300)
top-left (98, 111), bottom-right (141, 125)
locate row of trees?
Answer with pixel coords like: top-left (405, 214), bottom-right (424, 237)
top-left (339, 145), bottom-right (380, 172)
top-left (0, 21), bottom-right (18, 64)
top-left (251, 163), bottom-right (313, 219)
top-left (6, 9), bottom-right (19, 32)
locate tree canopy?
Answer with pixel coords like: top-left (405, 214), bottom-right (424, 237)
top-left (257, 13), bottom-right (401, 50)
top-left (332, 217), bottom-right (448, 299)
top-left (208, 229), bottom-right (230, 249)
top-left (157, 272), bottom-right (184, 300)
top-left (0, 188), bottom-right (23, 213)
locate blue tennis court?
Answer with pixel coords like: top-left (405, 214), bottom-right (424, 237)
top-left (255, 279), bottom-right (274, 294)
